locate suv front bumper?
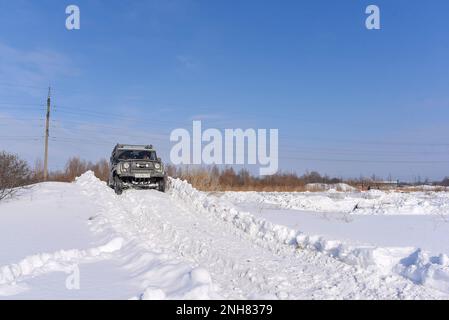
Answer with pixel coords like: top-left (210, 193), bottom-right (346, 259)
top-left (118, 172), bottom-right (165, 179)
top-left (116, 172), bottom-right (166, 189)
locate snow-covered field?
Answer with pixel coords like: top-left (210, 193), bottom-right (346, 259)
top-left (0, 172), bottom-right (449, 299)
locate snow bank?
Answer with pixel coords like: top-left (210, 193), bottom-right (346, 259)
top-left (177, 267), bottom-right (215, 300)
top-left (169, 178), bottom-right (449, 294)
top-left (138, 267), bottom-right (217, 300)
top-left (396, 250), bottom-right (449, 293)
top-left (0, 237), bottom-right (123, 287)
top-left (221, 189), bottom-right (449, 216)
top-left (169, 178), bottom-right (298, 247)
top-left (305, 183), bottom-right (357, 192)
top-left (75, 170), bottom-right (113, 195)
top-left (404, 185), bottom-right (449, 191)
top-left (294, 234), bottom-right (449, 291)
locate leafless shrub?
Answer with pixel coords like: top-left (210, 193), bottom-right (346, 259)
top-left (31, 158), bottom-right (45, 183)
top-left (48, 157), bottom-right (110, 182)
top-left (91, 159), bottom-right (110, 182)
top-left (168, 165), bottom-right (346, 192)
top-left (0, 151), bottom-right (32, 201)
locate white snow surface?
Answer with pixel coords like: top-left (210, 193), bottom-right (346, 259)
top-left (305, 183), bottom-right (357, 192)
top-left (0, 171), bottom-right (448, 299)
top-left (220, 190), bottom-right (449, 215)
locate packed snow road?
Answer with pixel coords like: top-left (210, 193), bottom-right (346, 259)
top-left (0, 172), bottom-right (448, 299)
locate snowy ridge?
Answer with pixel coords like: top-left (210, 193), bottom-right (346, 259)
top-left (168, 179), bottom-right (298, 247)
top-left (0, 238), bottom-right (123, 291)
top-left (221, 190), bottom-right (449, 215)
top-left (169, 178), bottom-right (449, 294)
top-left (305, 183), bottom-right (357, 192)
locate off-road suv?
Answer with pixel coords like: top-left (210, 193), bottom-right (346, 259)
top-left (108, 144), bottom-right (167, 195)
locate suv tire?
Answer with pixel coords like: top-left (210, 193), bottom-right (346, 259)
top-left (114, 176), bottom-right (123, 195)
top-left (158, 179), bottom-right (166, 193)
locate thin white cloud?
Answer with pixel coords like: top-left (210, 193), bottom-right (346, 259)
top-left (189, 114), bottom-right (224, 121)
top-left (176, 54), bottom-right (198, 70)
top-left (0, 41), bottom-right (80, 97)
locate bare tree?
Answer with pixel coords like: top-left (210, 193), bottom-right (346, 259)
top-left (0, 151), bottom-right (31, 201)
top-left (91, 159), bottom-right (110, 182)
top-left (64, 157), bottom-right (90, 181)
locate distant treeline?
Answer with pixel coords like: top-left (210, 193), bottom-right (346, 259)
top-left (1, 150), bottom-right (448, 197)
top-left (166, 165), bottom-right (343, 191)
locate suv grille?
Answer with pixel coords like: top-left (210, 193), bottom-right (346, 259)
top-left (132, 162), bottom-right (154, 171)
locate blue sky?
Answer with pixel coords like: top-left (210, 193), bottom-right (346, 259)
top-left (0, 0), bottom-right (448, 181)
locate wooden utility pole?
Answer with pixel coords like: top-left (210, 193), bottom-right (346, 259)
top-left (43, 87), bottom-right (51, 181)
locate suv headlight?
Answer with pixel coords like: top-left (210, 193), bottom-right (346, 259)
top-left (123, 163), bottom-right (130, 169)
top-left (154, 163), bottom-right (161, 170)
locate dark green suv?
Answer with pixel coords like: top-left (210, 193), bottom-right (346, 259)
top-left (108, 144), bottom-right (166, 195)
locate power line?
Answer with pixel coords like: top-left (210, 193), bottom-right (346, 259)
top-left (50, 121), bottom-right (449, 157)
top-left (51, 124), bottom-right (168, 141)
top-left (279, 145), bottom-right (449, 156)
top-left (53, 107), bottom-right (191, 127)
top-left (53, 108), bottom-right (449, 147)
top-left (0, 135), bottom-right (43, 141)
top-left (0, 98), bottom-right (436, 148)
top-left (2, 86), bottom-right (449, 167)
top-left (0, 136), bottom-right (43, 139)
top-left (0, 102), bottom-right (44, 107)
top-left (0, 108), bottom-right (449, 149)
top-left (0, 123), bottom-right (43, 128)
top-left (50, 137), bottom-right (112, 147)
top-left (281, 156), bottom-right (449, 164)
top-left (0, 82), bottom-right (48, 90)
top-left (279, 135), bottom-right (449, 147)
top-left (0, 117), bottom-right (44, 122)
top-left (51, 118), bottom-right (175, 138)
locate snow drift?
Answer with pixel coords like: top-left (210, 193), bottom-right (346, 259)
top-left (305, 183), bottom-right (357, 192)
top-left (221, 189), bottom-right (449, 215)
top-left (0, 238), bottom-right (124, 287)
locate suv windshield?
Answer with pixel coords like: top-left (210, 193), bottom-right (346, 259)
top-left (118, 150), bottom-right (157, 161)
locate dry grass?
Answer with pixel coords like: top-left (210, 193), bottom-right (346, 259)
top-left (168, 166), bottom-right (342, 192)
top-left (396, 186), bottom-right (448, 193)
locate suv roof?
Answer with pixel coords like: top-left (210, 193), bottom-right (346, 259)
top-left (112, 144), bottom-right (155, 156)
top-left (114, 144), bottom-right (154, 150)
